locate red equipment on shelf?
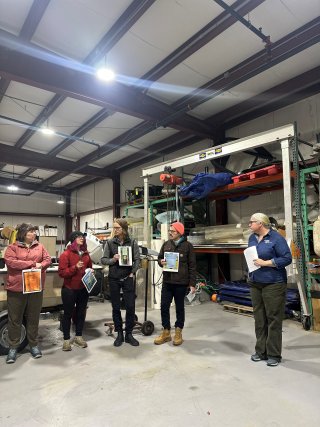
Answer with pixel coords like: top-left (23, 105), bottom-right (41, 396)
top-left (159, 174), bottom-right (183, 185)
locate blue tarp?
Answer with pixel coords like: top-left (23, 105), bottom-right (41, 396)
top-left (179, 172), bottom-right (233, 200)
top-left (217, 281), bottom-right (300, 315)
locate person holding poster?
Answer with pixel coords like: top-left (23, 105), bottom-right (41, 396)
top-left (4, 223), bottom-right (51, 364)
top-left (58, 231), bottom-right (93, 352)
top-left (154, 221), bottom-right (196, 346)
top-left (247, 213), bottom-right (292, 367)
top-left (101, 218), bottom-right (140, 347)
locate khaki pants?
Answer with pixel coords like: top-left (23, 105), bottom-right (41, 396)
top-left (7, 290), bottom-right (43, 349)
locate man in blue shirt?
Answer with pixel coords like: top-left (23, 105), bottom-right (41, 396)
top-left (247, 212), bottom-right (292, 367)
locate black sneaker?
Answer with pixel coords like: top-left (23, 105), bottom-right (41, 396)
top-left (267, 358), bottom-right (279, 367)
top-left (251, 353), bottom-right (267, 362)
top-left (30, 346), bottom-right (42, 359)
top-left (6, 348), bottom-right (17, 364)
top-left (125, 333), bottom-right (139, 346)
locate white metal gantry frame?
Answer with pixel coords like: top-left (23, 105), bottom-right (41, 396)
top-left (142, 124), bottom-right (295, 248)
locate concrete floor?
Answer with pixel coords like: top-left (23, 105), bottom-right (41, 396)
top-left (1, 300), bottom-right (319, 427)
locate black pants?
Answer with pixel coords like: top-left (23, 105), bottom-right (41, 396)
top-left (61, 287), bottom-right (89, 340)
top-left (250, 282), bottom-right (286, 361)
top-left (161, 283), bottom-right (188, 329)
top-left (109, 277), bottom-right (135, 333)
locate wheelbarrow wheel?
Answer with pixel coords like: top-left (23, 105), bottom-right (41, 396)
top-left (302, 316), bottom-right (311, 331)
top-left (141, 320), bottom-right (154, 336)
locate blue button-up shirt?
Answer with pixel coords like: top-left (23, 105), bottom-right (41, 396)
top-left (248, 229), bottom-right (292, 284)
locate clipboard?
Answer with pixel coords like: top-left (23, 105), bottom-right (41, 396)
top-left (22, 269), bottom-right (42, 294)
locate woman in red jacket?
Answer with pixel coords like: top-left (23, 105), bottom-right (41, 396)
top-left (58, 231), bottom-right (93, 351)
top-left (4, 223), bottom-right (51, 364)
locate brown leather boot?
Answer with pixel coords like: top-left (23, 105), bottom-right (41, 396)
top-left (173, 327), bottom-right (183, 346)
top-left (154, 329), bottom-right (172, 345)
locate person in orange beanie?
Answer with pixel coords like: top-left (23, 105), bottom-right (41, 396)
top-left (154, 221), bottom-right (196, 346)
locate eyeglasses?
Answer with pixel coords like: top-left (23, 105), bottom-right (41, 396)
top-left (248, 220), bottom-right (258, 225)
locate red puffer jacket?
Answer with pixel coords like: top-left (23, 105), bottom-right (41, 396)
top-left (4, 241), bottom-right (51, 292)
top-left (58, 245), bottom-right (92, 290)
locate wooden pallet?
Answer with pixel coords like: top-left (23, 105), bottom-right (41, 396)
top-left (223, 303), bottom-right (253, 317)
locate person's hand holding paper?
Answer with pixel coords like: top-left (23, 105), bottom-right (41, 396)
top-left (244, 246), bottom-right (261, 273)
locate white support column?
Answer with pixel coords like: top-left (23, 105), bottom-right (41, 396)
top-left (143, 176), bottom-right (150, 247)
top-left (281, 139), bottom-right (293, 243)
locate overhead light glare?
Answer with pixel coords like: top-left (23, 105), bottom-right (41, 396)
top-left (57, 199), bottom-right (65, 204)
top-left (96, 68), bottom-right (115, 82)
top-left (41, 127), bottom-right (55, 135)
top-left (7, 185), bottom-right (19, 191)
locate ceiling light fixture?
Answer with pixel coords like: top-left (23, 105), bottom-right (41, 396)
top-left (96, 67), bottom-right (115, 82)
top-left (7, 185), bottom-right (19, 191)
top-left (96, 54), bottom-right (115, 82)
top-left (7, 166), bottom-right (19, 192)
top-left (41, 127), bottom-right (55, 135)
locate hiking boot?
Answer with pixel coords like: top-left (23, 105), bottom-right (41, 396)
top-left (251, 353), bottom-right (267, 362)
top-left (62, 340), bottom-right (72, 351)
top-left (6, 348), bottom-right (17, 364)
top-left (267, 358), bottom-right (280, 367)
top-left (173, 327), bottom-right (183, 346)
top-left (125, 332), bottom-right (139, 346)
top-left (114, 331), bottom-right (124, 347)
top-left (30, 346), bottom-right (42, 359)
top-left (73, 336), bottom-right (87, 348)
top-left (154, 329), bottom-right (172, 345)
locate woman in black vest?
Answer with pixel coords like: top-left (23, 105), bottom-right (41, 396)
top-left (101, 218), bottom-right (140, 347)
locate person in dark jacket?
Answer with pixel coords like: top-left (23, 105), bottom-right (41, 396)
top-left (101, 218), bottom-right (140, 347)
top-left (154, 221), bottom-right (196, 346)
top-left (58, 231), bottom-right (93, 351)
top-left (247, 212), bottom-right (292, 367)
top-left (4, 223), bottom-right (51, 364)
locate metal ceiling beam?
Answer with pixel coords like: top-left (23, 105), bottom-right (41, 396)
top-left (84, 0), bottom-right (157, 65)
top-left (33, 60), bottom-right (320, 194)
top-left (173, 17), bottom-right (320, 111)
top-left (112, 134), bottom-right (203, 172)
top-left (138, 0), bottom-right (265, 86)
top-left (20, 108), bottom-right (113, 179)
top-left (34, 1), bottom-right (264, 190)
top-left (51, 64), bottom-right (320, 192)
top-left (20, 16), bottom-right (319, 191)
top-left (0, 0), bottom-right (264, 193)
top-left (0, 143), bottom-right (111, 178)
top-left (0, 177), bottom-right (65, 195)
top-left (213, 0), bottom-right (270, 45)
top-left (0, 31), bottom-right (213, 138)
top-left (3, 0), bottom-right (156, 154)
top-left (207, 66), bottom-right (320, 128)
top-left (0, 0), bottom-right (50, 104)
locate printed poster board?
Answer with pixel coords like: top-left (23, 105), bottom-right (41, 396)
top-left (163, 252), bottom-right (179, 272)
top-left (22, 269), bottom-right (42, 294)
top-left (118, 246), bottom-right (132, 266)
top-left (82, 268), bottom-right (97, 293)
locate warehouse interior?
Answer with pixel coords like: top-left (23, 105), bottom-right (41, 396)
top-left (0, 1), bottom-right (320, 426)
